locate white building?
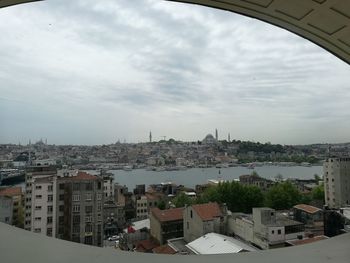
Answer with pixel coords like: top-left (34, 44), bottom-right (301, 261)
top-left (136, 195), bottom-right (149, 219)
top-left (186, 233), bottom-right (257, 254)
top-left (324, 157), bottom-right (350, 209)
top-left (30, 176), bottom-right (57, 237)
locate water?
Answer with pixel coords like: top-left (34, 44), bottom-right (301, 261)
top-left (106, 166), bottom-right (323, 190)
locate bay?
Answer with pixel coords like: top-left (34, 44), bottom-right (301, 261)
top-left (106, 166), bottom-right (323, 190)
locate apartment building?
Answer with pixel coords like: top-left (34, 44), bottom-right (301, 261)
top-left (0, 187), bottom-right (23, 228)
top-left (0, 195), bottom-right (13, 224)
top-left (31, 176), bottom-right (56, 237)
top-left (324, 157), bottom-right (350, 209)
top-left (183, 202), bottom-right (227, 242)
top-left (56, 172), bottom-right (104, 247)
top-left (24, 166), bottom-right (57, 231)
top-left (150, 207), bottom-right (184, 245)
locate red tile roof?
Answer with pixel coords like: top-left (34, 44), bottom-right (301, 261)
top-left (294, 204), bottom-right (322, 214)
top-left (60, 171), bottom-right (99, 181)
top-left (192, 202), bottom-right (222, 221)
top-left (287, 235), bottom-right (328, 246)
top-left (151, 207), bottom-right (184, 222)
top-left (0, 187), bottom-right (22, 197)
top-left (152, 245), bottom-right (176, 254)
top-left (135, 239), bottom-right (158, 252)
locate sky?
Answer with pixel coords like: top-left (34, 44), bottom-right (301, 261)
top-left (0, 0), bottom-right (350, 145)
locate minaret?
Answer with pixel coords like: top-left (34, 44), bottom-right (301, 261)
top-left (228, 133), bottom-right (231, 142)
top-left (215, 129), bottom-right (218, 141)
top-left (149, 131), bottom-right (152, 143)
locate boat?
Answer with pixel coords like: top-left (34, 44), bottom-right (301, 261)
top-left (123, 166), bottom-right (133, 171)
top-left (0, 169), bottom-right (25, 186)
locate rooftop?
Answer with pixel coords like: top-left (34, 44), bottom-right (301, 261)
top-left (153, 245), bottom-right (177, 255)
top-left (186, 233), bottom-right (258, 255)
top-left (192, 202), bottom-right (222, 221)
top-left (0, 187), bottom-right (22, 197)
top-left (286, 236), bottom-right (329, 246)
top-left (294, 204), bottom-right (322, 214)
top-left (151, 207), bottom-right (183, 222)
top-left (58, 171), bottom-right (99, 181)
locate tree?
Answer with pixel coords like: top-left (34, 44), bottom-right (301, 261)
top-left (172, 192), bottom-right (193, 208)
top-left (265, 182), bottom-right (302, 210)
top-left (157, 200), bottom-right (166, 210)
top-left (311, 183), bottom-right (325, 201)
top-left (314, 173), bottom-right (321, 181)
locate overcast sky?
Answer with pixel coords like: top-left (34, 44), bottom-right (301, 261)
top-left (1, 0), bottom-right (350, 145)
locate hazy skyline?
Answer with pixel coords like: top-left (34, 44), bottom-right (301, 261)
top-left (1, 0), bottom-right (350, 145)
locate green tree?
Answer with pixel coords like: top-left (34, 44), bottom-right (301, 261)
top-left (157, 200), bottom-right (166, 210)
top-left (265, 182), bottom-right (302, 210)
top-left (172, 192), bottom-right (193, 208)
top-left (311, 184), bottom-right (325, 201)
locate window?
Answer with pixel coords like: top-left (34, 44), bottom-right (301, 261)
top-left (58, 216), bottom-right (64, 224)
top-left (35, 185), bottom-right (42, 190)
top-left (35, 206), bottom-right (42, 210)
top-left (59, 194), bottom-right (64, 201)
top-left (97, 202), bottom-right (102, 212)
top-left (48, 185), bottom-right (53, 192)
top-left (85, 215), bottom-right (92, 222)
top-left (73, 183), bottom-right (80, 191)
top-left (97, 193), bottom-right (102, 201)
top-left (190, 210), bottom-right (193, 218)
top-left (85, 193), bottom-right (92, 201)
top-left (59, 205), bottom-right (64, 212)
top-left (48, 206), bottom-right (53, 213)
top-left (272, 230), bottom-right (275, 234)
top-left (73, 225), bottom-right (80, 233)
top-left (73, 215), bottom-right (80, 224)
top-left (47, 217), bottom-right (53, 224)
top-left (97, 182), bottom-right (102, 190)
top-left (84, 236), bottom-right (93, 245)
top-left (47, 228), bottom-right (52, 236)
top-left (47, 195), bottom-right (53, 202)
top-left (35, 195), bottom-right (42, 199)
top-left (97, 214), bottom-right (102, 222)
top-left (34, 228), bottom-right (41, 233)
top-left (85, 206), bottom-right (93, 213)
top-left (73, 205), bottom-right (80, 212)
top-left (85, 224), bottom-right (93, 232)
top-left (187, 222), bottom-right (189, 229)
top-left (73, 194), bottom-right (80, 201)
top-left (35, 217), bottom-right (41, 221)
top-left (278, 229), bottom-right (282, 235)
top-left (59, 184), bottom-right (64, 190)
top-left (85, 183), bottom-right (93, 191)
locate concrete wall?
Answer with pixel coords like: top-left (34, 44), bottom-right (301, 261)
top-left (150, 212), bottom-right (162, 244)
top-left (0, 196), bottom-right (13, 224)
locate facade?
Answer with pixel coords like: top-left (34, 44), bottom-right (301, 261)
top-left (0, 187), bottom-right (24, 228)
top-left (24, 166), bottom-right (57, 231)
top-left (239, 174), bottom-right (274, 191)
top-left (31, 176), bottom-right (57, 237)
top-left (324, 158), bottom-right (350, 209)
top-left (293, 204), bottom-right (324, 236)
top-left (103, 200), bottom-right (125, 236)
top-left (103, 174), bottom-right (114, 201)
top-left (150, 207), bottom-right (184, 245)
top-left (183, 202), bottom-right (226, 242)
top-left (136, 195), bottom-right (149, 219)
top-left (0, 195), bottom-right (13, 224)
top-left (56, 172), bottom-right (104, 247)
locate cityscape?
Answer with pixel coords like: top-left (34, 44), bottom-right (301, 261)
top-left (0, 134), bottom-right (349, 254)
top-left (1, 0), bottom-right (350, 262)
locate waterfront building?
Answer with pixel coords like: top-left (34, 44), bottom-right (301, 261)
top-left (324, 157), bottom-right (350, 209)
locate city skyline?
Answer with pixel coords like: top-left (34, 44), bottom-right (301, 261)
top-left (1, 0), bottom-right (350, 145)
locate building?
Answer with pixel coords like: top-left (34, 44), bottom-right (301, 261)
top-left (0, 187), bottom-right (24, 228)
top-left (252, 208), bottom-right (305, 249)
top-left (324, 157), bottom-right (350, 209)
top-left (102, 173), bottom-right (114, 200)
top-left (24, 166), bottom-right (57, 231)
top-left (30, 176), bottom-right (57, 237)
top-left (186, 233), bottom-right (257, 254)
top-left (183, 202), bottom-right (227, 242)
top-left (0, 195), bottom-right (13, 224)
top-left (293, 204), bottom-right (324, 236)
top-left (56, 172), bottom-right (104, 247)
top-left (103, 200), bottom-right (125, 237)
top-left (136, 195), bottom-right (149, 219)
top-left (150, 207), bottom-right (184, 245)
top-left (239, 174), bottom-right (274, 191)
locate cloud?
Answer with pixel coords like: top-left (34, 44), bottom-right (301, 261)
top-left (0, 0), bottom-right (349, 145)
